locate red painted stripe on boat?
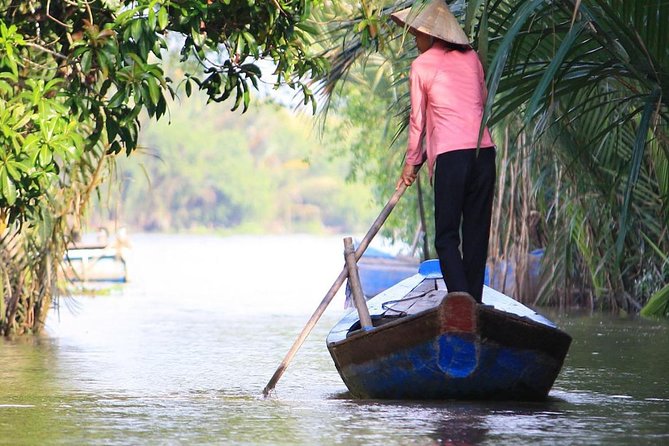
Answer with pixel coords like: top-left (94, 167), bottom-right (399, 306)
top-left (440, 292), bottom-right (477, 333)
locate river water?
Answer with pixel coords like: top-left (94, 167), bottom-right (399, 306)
top-left (1, 234), bottom-right (667, 445)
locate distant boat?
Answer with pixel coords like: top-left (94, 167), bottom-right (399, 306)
top-left (356, 245), bottom-right (420, 298)
top-left (327, 259), bottom-right (571, 400)
top-left (64, 247), bottom-right (127, 283)
top-left (64, 228), bottom-right (130, 283)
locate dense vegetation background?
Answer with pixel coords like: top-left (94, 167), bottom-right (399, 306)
top-left (315, 0), bottom-right (669, 314)
top-left (0, 0), bottom-right (327, 335)
top-left (90, 95), bottom-right (375, 234)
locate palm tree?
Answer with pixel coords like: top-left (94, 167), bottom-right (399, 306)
top-left (481, 0), bottom-right (668, 312)
top-left (316, 0), bottom-right (668, 313)
top-left (0, 137), bottom-right (110, 336)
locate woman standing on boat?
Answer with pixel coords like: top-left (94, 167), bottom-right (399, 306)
top-left (392, 0), bottom-right (496, 303)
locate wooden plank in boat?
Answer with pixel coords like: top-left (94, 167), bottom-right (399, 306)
top-left (382, 282), bottom-right (447, 316)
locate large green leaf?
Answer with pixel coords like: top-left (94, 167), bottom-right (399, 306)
top-left (641, 284), bottom-right (669, 317)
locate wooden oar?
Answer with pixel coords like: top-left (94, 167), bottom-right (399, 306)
top-left (262, 183), bottom-right (409, 397)
top-left (343, 236), bottom-right (373, 330)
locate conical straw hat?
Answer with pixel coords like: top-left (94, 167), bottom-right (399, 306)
top-left (390, 0), bottom-right (469, 46)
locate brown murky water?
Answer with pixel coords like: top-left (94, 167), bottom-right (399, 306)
top-left (1, 234), bottom-right (667, 445)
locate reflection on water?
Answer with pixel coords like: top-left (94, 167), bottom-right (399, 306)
top-left (1, 234), bottom-right (668, 445)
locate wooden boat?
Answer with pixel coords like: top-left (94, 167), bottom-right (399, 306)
top-left (63, 228), bottom-right (130, 283)
top-left (64, 246), bottom-right (127, 283)
top-left (327, 259), bottom-right (572, 400)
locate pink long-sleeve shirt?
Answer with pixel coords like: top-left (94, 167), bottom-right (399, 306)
top-left (406, 41), bottom-right (495, 177)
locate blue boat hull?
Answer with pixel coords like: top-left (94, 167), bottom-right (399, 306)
top-left (334, 323), bottom-right (565, 400)
top-left (327, 260), bottom-right (571, 400)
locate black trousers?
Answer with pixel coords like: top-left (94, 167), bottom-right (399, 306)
top-left (434, 148), bottom-right (496, 302)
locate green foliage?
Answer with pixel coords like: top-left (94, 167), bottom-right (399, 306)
top-left (0, 69), bottom-right (85, 221)
top-left (98, 96), bottom-right (375, 233)
top-left (641, 284), bottom-right (669, 318)
top-left (0, 0), bottom-right (325, 225)
top-left (0, 0), bottom-right (329, 336)
top-left (313, 1), bottom-right (434, 254)
top-left (315, 0), bottom-right (668, 311)
top-left (321, 67), bottom-right (433, 251)
top-left (479, 0), bottom-right (668, 310)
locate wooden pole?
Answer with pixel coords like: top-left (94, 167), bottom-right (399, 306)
top-left (343, 237), bottom-right (373, 330)
top-left (262, 183), bottom-right (409, 396)
top-left (416, 172), bottom-right (430, 260)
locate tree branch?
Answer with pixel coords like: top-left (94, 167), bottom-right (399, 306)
top-left (24, 42), bottom-right (67, 60)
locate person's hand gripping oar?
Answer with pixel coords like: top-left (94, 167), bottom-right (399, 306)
top-left (262, 167), bottom-right (420, 397)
